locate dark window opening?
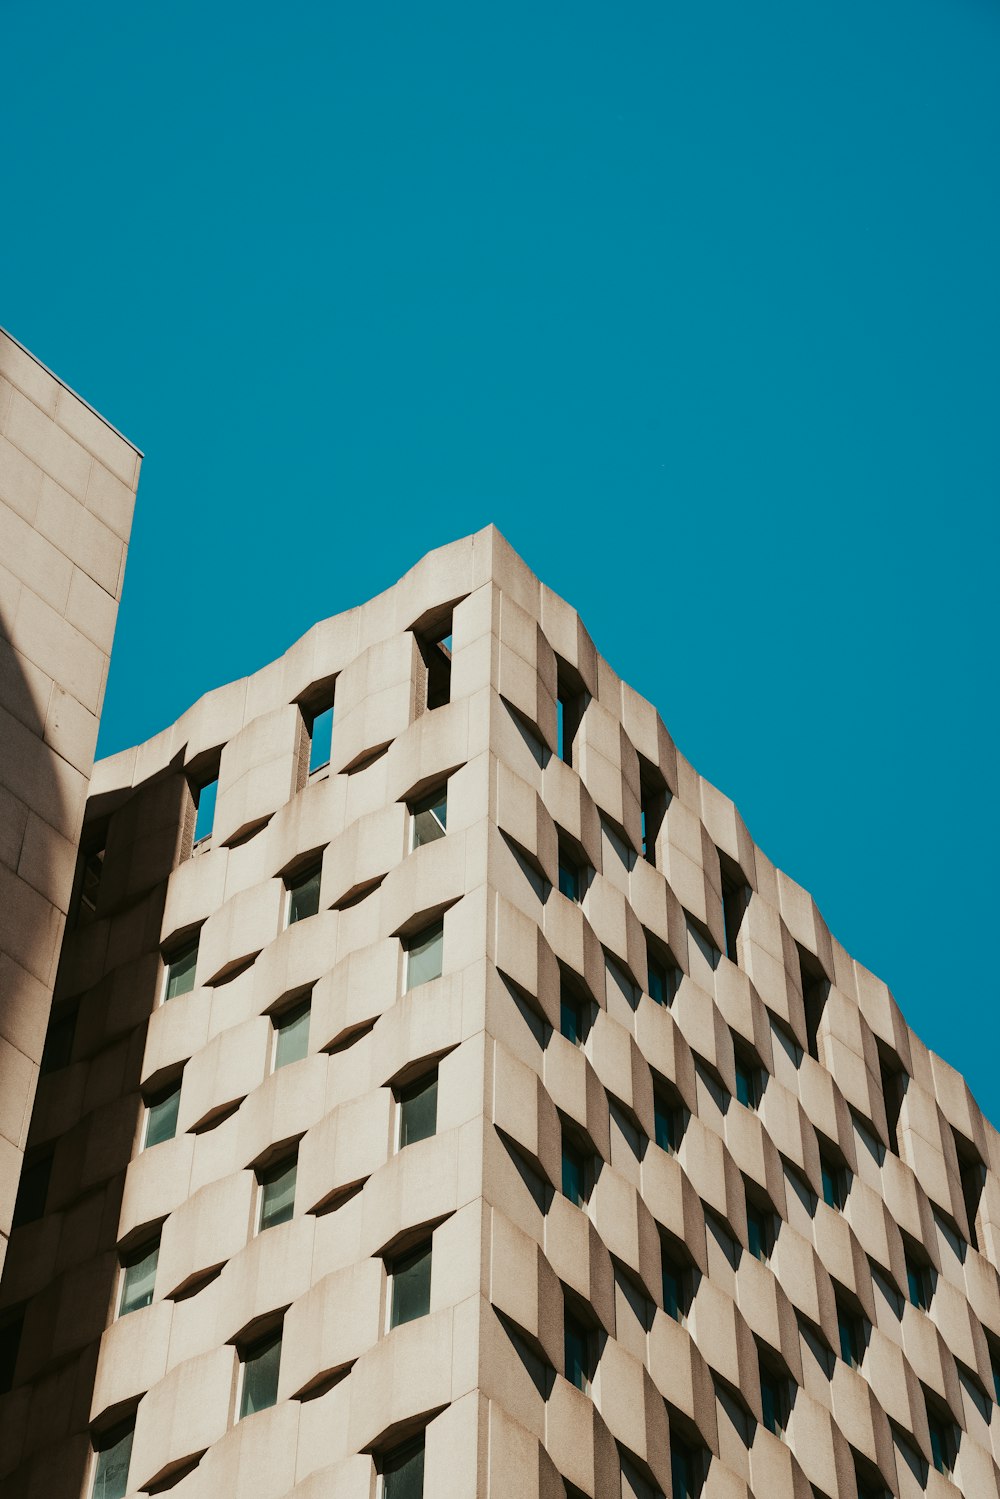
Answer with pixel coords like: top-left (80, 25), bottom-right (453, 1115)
top-left (557, 837), bottom-right (585, 903)
top-left (733, 1043), bottom-right (765, 1110)
top-left (925, 1392), bottom-right (959, 1476)
top-left (877, 1046), bottom-right (907, 1156)
top-left (819, 1140), bottom-right (850, 1210)
top-left (661, 1236), bottom-right (696, 1323)
top-left (796, 945), bottom-right (829, 1062)
top-left (416, 623), bottom-right (453, 712)
top-left (653, 1082), bottom-right (685, 1155)
top-left (904, 1240), bottom-right (933, 1310)
top-left (953, 1129), bottom-right (985, 1254)
top-left (745, 1188), bottom-right (778, 1263)
top-left (396, 1069), bottom-right (438, 1149)
top-left (835, 1290), bottom-right (867, 1369)
top-left (669, 1426), bottom-right (709, 1499)
top-left (758, 1348), bottom-right (793, 1436)
top-left (12, 1148), bottom-right (53, 1229)
top-left (556, 658), bottom-right (587, 767)
top-left (378, 1435), bottom-right (425, 1499)
top-left (73, 824), bottom-right (107, 926)
top-left (145, 1079), bottom-right (182, 1148)
top-left (285, 862), bottom-right (322, 925)
top-left (388, 1240), bottom-right (432, 1327)
top-left (238, 1325), bottom-right (283, 1419)
top-left (646, 938), bottom-right (681, 1007)
top-left (559, 975), bottom-right (590, 1045)
top-left (718, 852), bottom-right (750, 963)
top-left (563, 1293), bottom-right (598, 1392)
top-left (638, 757), bottom-right (668, 867)
top-left (853, 1453), bottom-right (890, 1499)
top-left (561, 1127), bottom-right (593, 1207)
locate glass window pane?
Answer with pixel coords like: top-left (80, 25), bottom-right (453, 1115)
top-left (145, 1085), bottom-right (180, 1148)
top-left (560, 992), bottom-right (584, 1044)
top-left (165, 940), bottom-right (198, 1000)
top-left (193, 778), bottom-right (217, 843)
top-left (92, 1423), bottom-right (133, 1499)
top-left (259, 1159), bottom-right (296, 1231)
top-left (287, 867), bottom-right (321, 924)
top-left (274, 1002), bottom-right (310, 1070)
top-left (405, 922), bottom-right (443, 991)
top-left (558, 854), bottom-right (579, 901)
top-left (399, 1073), bottom-right (437, 1148)
top-left (564, 1313), bottom-right (590, 1390)
top-left (663, 1263), bottom-right (681, 1320)
top-left (382, 1439), bottom-right (425, 1499)
top-left (411, 789), bottom-right (447, 848)
top-left (120, 1242), bottom-right (158, 1316)
top-left (654, 1096), bottom-right (679, 1153)
top-left (562, 1142), bottom-right (586, 1205)
top-left (309, 704), bottom-right (334, 772)
top-left (390, 1243), bottom-right (432, 1327)
top-left (239, 1333), bottom-right (281, 1418)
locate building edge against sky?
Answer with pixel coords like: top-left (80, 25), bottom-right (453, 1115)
top-left (0, 368), bottom-right (999, 1496)
top-left (0, 328), bottom-right (141, 1284)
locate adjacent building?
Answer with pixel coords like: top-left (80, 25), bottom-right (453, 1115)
top-left (1, 523), bottom-right (999, 1499)
top-left (0, 328), bottom-right (141, 1284)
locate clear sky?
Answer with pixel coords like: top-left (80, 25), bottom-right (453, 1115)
top-left (5, 2), bottom-right (998, 1120)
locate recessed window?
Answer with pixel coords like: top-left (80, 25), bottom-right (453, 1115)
top-left (558, 843), bottom-right (583, 903)
top-left (396, 1069), bottom-right (438, 1149)
top-left (163, 936), bottom-right (199, 1001)
top-left (563, 1296), bottom-right (597, 1392)
top-left (415, 624), bottom-right (452, 711)
top-left (819, 1142), bottom-right (850, 1210)
top-left (74, 834), bottom-right (106, 924)
top-left (144, 1080), bottom-right (182, 1148)
top-left (305, 692), bottom-right (335, 774)
top-left (257, 1154), bottom-right (297, 1233)
top-left (118, 1237), bottom-right (159, 1317)
top-left (11, 1148), bottom-right (53, 1230)
top-left (796, 944), bottom-right (829, 1062)
top-left (646, 942), bottom-right (681, 1007)
top-left (238, 1326), bottom-right (282, 1419)
top-left (835, 1292), bottom-right (866, 1369)
top-left (409, 785), bottom-right (448, 849)
top-left (925, 1396), bottom-right (959, 1476)
top-left (388, 1241), bottom-right (432, 1328)
top-left (272, 998), bottom-right (311, 1071)
top-left (403, 919), bottom-right (444, 992)
top-left (638, 758), bottom-right (667, 867)
top-left (953, 1128), bottom-right (986, 1254)
top-left (561, 1130), bottom-right (591, 1207)
top-left (285, 863), bottom-right (322, 925)
top-left (661, 1239), bottom-right (695, 1323)
top-left (90, 1418), bottom-right (134, 1499)
top-left (718, 853), bottom-right (750, 963)
top-left (192, 777), bottom-right (218, 845)
top-left (0, 1307), bottom-right (25, 1396)
top-left (746, 1193), bottom-right (778, 1263)
top-left (40, 1005), bottom-right (77, 1074)
top-left (877, 1047), bottom-right (907, 1157)
top-left (904, 1244), bottom-right (933, 1310)
top-left (734, 1045), bottom-right (765, 1110)
top-left (556, 661), bottom-right (587, 767)
top-left (759, 1351), bottom-right (792, 1436)
top-left (653, 1084), bottom-right (684, 1155)
top-left (560, 978), bottom-right (589, 1045)
top-left (669, 1428), bottom-right (708, 1499)
top-left (377, 1435), bottom-right (425, 1499)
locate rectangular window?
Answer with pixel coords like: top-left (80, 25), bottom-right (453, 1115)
top-left (238, 1328), bottom-right (282, 1419)
top-left (193, 777), bottom-right (218, 845)
top-left (404, 919), bottom-right (444, 991)
top-left (718, 853), bottom-right (750, 962)
top-left (561, 1132), bottom-right (590, 1207)
top-left (646, 944), bottom-right (680, 1007)
top-left (409, 786), bottom-right (448, 849)
top-left (661, 1241), bottom-right (694, 1323)
top-left (144, 1081), bottom-right (181, 1148)
top-left (820, 1144), bottom-right (849, 1210)
top-left (307, 700), bottom-right (335, 774)
top-left (416, 628), bottom-right (452, 711)
top-left (560, 980), bottom-right (588, 1045)
top-left (396, 1070), bottom-right (438, 1149)
top-left (669, 1431), bottom-right (707, 1499)
top-left (905, 1246), bottom-right (932, 1310)
top-left (836, 1295), bottom-right (865, 1368)
top-left (796, 944), bottom-right (829, 1062)
top-left (164, 937), bottom-right (199, 1001)
top-left (759, 1356), bottom-right (791, 1436)
top-left (75, 836), bottom-right (106, 924)
top-left (746, 1199), bottom-right (776, 1262)
top-left (118, 1238), bottom-right (159, 1317)
top-left (926, 1401), bottom-right (958, 1476)
top-left (257, 1156), bottom-right (297, 1232)
top-left (563, 1305), bottom-right (595, 1392)
top-left (638, 760), bottom-right (667, 867)
top-left (953, 1129), bottom-right (985, 1253)
top-left (378, 1436), bottom-right (425, 1499)
top-left (11, 1149), bottom-right (53, 1229)
top-left (653, 1087), bottom-right (683, 1154)
top-left (558, 846), bottom-right (582, 902)
top-left (878, 1049), bottom-right (906, 1156)
top-left (272, 998), bottom-right (311, 1071)
top-left (285, 864), bottom-right (322, 925)
top-left (91, 1419), bottom-right (134, 1499)
top-left (388, 1241), bottom-right (432, 1327)
top-left (734, 1047), bottom-right (764, 1110)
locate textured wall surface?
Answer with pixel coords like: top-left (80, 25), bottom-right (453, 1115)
top-left (0, 329), bottom-right (140, 1283)
top-left (1, 526), bottom-right (997, 1498)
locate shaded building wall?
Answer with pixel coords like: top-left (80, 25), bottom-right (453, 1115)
top-left (0, 328), bottom-right (141, 1281)
top-left (2, 526), bottom-right (999, 1499)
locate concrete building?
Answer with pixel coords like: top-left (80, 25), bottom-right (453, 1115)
top-left (1, 525), bottom-right (999, 1499)
top-left (0, 328), bottom-right (141, 1284)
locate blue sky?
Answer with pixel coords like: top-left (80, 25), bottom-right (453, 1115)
top-left (5, 1), bottom-right (998, 1119)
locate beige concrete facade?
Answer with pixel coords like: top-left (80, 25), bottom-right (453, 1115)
top-left (1, 525), bottom-right (998, 1499)
top-left (0, 329), bottom-right (141, 1283)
